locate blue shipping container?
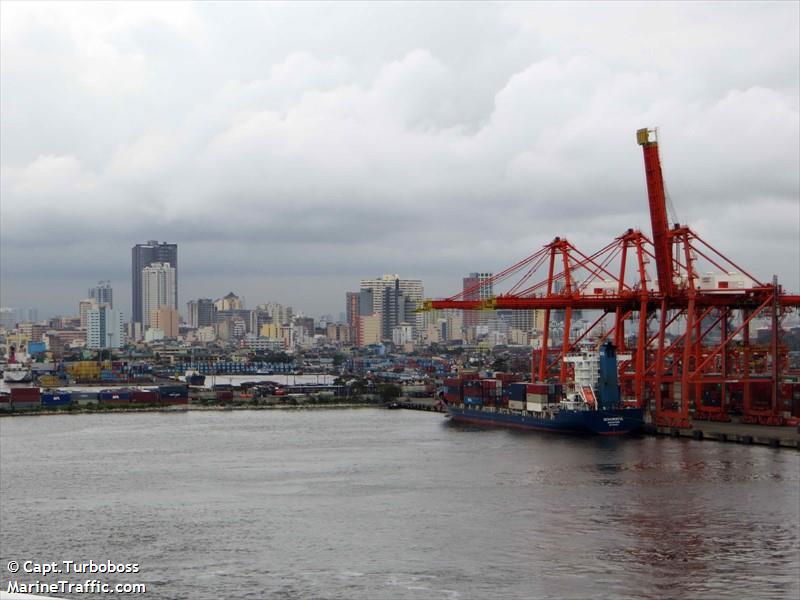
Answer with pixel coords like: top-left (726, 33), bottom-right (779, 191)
top-left (464, 396), bottom-right (483, 406)
top-left (158, 385), bottom-right (189, 398)
top-left (41, 392), bottom-right (72, 407)
top-left (508, 383), bottom-right (527, 401)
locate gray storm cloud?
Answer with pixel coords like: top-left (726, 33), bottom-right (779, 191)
top-left (1, 2), bottom-right (798, 318)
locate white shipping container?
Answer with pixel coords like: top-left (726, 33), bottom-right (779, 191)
top-left (509, 400), bottom-right (526, 411)
top-left (698, 272), bottom-right (751, 291)
top-left (526, 402), bottom-right (547, 412)
top-left (526, 393), bottom-right (547, 403)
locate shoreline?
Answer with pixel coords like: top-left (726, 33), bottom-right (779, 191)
top-left (0, 402), bottom-right (393, 417)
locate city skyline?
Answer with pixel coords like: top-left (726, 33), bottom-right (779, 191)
top-left (2, 3), bottom-right (799, 319)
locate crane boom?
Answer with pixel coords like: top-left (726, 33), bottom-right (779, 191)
top-left (636, 128), bottom-right (674, 296)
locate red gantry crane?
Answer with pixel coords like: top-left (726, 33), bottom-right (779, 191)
top-left (427, 128), bottom-right (800, 428)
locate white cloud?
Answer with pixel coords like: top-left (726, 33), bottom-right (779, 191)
top-left (1, 2), bottom-right (798, 317)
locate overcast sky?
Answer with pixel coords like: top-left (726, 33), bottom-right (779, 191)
top-left (1, 1), bottom-right (798, 320)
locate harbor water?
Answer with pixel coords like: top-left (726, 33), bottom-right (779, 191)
top-left (1, 410), bottom-right (798, 599)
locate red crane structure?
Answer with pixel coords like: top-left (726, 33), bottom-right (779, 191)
top-left (427, 128), bottom-right (800, 428)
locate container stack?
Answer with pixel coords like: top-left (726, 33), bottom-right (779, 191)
top-left (10, 388), bottom-right (41, 410)
top-left (462, 379), bottom-right (484, 406)
top-left (508, 383), bottom-right (527, 410)
top-left (158, 385), bottom-right (189, 405)
top-left (442, 378), bottom-right (462, 405)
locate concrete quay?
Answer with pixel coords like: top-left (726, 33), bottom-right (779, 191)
top-left (646, 419), bottom-right (800, 449)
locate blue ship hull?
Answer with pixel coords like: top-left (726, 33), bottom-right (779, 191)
top-left (446, 405), bottom-right (645, 436)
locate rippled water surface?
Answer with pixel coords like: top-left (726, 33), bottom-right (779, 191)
top-left (1, 410), bottom-right (798, 599)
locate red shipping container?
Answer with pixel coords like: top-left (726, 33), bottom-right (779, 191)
top-left (216, 391), bottom-right (233, 402)
top-left (132, 390), bottom-right (158, 403)
top-left (11, 388), bottom-right (40, 401)
top-left (526, 383), bottom-right (548, 394)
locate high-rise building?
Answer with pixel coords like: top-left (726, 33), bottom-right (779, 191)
top-left (141, 262), bottom-right (177, 330)
top-left (346, 292), bottom-right (360, 330)
top-left (187, 298), bottom-right (216, 328)
top-left (215, 292), bottom-right (244, 312)
top-left (78, 299), bottom-right (98, 329)
top-left (86, 305), bottom-right (124, 349)
top-left (359, 275), bottom-right (423, 340)
top-left (295, 317), bottom-right (315, 338)
top-left (462, 272), bottom-right (493, 328)
top-left (131, 241), bottom-right (177, 325)
top-left (348, 289), bottom-right (371, 346)
top-left (326, 323), bottom-right (351, 343)
top-left (153, 307), bottom-right (180, 339)
top-left (258, 302), bottom-right (293, 326)
top-left (360, 275), bottom-right (423, 315)
top-left (89, 281), bottom-right (113, 308)
top-left (381, 280), bottom-right (417, 340)
top-left (359, 314), bottom-right (382, 346)
top-left (248, 308), bottom-right (271, 335)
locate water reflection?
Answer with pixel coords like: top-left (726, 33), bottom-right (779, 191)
top-left (0, 412), bottom-right (797, 600)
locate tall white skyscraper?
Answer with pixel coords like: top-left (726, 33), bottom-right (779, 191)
top-left (86, 305), bottom-right (125, 349)
top-left (132, 241), bottom-right (177, 325)
top-left (142, 262), bottom-right (177, 329)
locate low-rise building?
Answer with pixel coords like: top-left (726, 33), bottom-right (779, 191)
top-left (244, 335), bottom-right (284, 352)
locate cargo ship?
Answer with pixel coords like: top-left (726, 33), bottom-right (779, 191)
top-left (441, 342), bottom-right (644, 436)
top-left (3, 346), bottom-right (32, 383)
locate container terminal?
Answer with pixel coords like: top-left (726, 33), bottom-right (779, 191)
top-left (423, 128), bottom-right (800, 443)
top-left (2, 128), bottom-right (799, 448)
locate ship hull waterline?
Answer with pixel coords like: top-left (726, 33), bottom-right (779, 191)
top-left (445, 405), bottom-right (645, 436)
